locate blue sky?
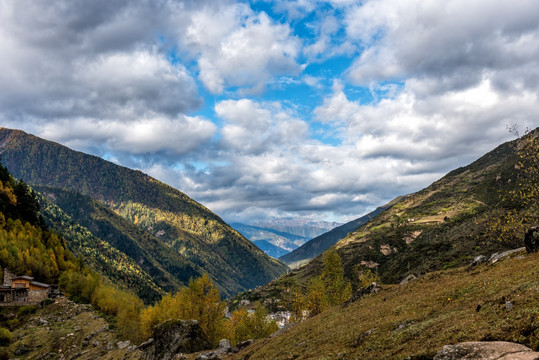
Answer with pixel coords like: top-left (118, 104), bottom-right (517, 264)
top-left (0, 0), bottom-right (538, 224)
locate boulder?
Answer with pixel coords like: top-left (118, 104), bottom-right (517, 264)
top-left (148, 319), bottom-right (211, 360)
top-left (195, 338), bottom-right (237, 360)
top-left (489, 247), bottom-right (526, 263)
top-left (468, 255), bottom-right (487, 269)
top-left (343, 282), bottom-right (381, 307)
top-left (400, 274), bottom-right (417, 285)
top-left (524, 227), bottom-right (539, 253)
top-left (433, 341), bottom-right (539, 360)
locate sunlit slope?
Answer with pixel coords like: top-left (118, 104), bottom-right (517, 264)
top-left (0, 127), bottom-right (288, 297)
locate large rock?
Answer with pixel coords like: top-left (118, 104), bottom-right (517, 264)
top-left (147, 319), bottom-right (211, 360)
top-left (524, 227), bottom-right (539, 253)
top-left (433, 341), bottom-right (539, 360)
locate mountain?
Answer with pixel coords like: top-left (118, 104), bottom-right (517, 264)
top-left (240, 130), bottom-right (537, 305)
top-left (279, 198), bottom-right (402, 268)
top-left (252, 240), bottom-right (290, 258)
top-left (232, 219), bottom-right (342, 258)
top-left (0, 127), bottom-right (288, 299)
top-left (231, 223), bottom-right (304, 255)
top-left (253, 218), bottom-right (341, 239)
top-left (282, 134), bottom-right (533, 288)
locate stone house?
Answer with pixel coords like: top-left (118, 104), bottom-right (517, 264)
top-left (0, 268), bottom-right (50, 306)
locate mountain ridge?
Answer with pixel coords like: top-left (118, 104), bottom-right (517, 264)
top-left (0, 127), bottom-right (288, 298)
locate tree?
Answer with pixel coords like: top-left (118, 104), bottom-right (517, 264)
top-left (321, 248), bottom-right (352, 305)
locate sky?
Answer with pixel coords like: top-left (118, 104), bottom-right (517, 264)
top-left (0, 0), bottom-right (538, 224)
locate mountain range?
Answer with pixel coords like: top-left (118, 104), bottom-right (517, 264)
top-left (278, 198), bottom-right (402, 268)
top-left (0, 127), bottom-right (288, 300)
top-left (238, 129), bottom-right (538, 304)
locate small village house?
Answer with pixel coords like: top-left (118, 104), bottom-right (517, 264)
top-left (0, 268), bottom-right (50, 306)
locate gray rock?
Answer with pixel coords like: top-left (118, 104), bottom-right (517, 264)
top-left (524, 227), bottom-right (539, 253)
top-left (400, 274), bottom-right (417, 285)
top-left (117, 340), bottom-right (130, 349)
top-left (468, 255), bottom-right (487, 269)
top-left (433, 341), bottom-right (539, 360)
top-left (236, 339), bottom-right (255, 350)
top-left (217, 339), bottom-right (233, 353)
top-left (489, 247), bottom-right (526, 263)
top-left (150, 319), bottom-right (211, 360)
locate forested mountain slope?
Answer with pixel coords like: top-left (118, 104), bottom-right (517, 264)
top-left (0, 128), bottom-right (288, 298)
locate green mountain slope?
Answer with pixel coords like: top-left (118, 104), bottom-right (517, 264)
top-left (0, 128), bottom-right (288, 298)
top-left (240, 130), bottom-right (537, 306)
top-left (232, 250), bottom-right (539, 359)
top-left (279, 198), bottom-right (401, 268)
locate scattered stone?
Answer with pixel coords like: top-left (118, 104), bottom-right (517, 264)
top-left (400, 274), bottom-right (417, 285)
top-left (343, 282), bottom-right (381, 307)
top-left (468, 255), bottom-right (488, 269)
top-left (117, 340), bottom-right (130, 349)
top-left (433, 341), bottom-right (539, 360)
top-left (524, 227), bottom-right (539, 253)
top-left (126, 345), bottom-right (138, 355)
top-left (353, 328), bottom-right (375, 347)
top-left (506, 301), bottom-right (513, 311)
top-left (38, 317), bottom-right (49, 326)
top-left (195, 338), bottom-right (238, 360)
top-left (137, 337), bottom-right (154, 350)
top-left (393, 320), bottom-right (415, 332)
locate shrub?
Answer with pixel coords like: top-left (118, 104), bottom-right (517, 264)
top-left (0, 327), bottom-right (12, 346)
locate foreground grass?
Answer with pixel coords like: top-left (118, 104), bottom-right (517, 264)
top-left (232, 251), bottom-right (539, 360)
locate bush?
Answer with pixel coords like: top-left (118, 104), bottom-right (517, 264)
top-left (0, 327), bottom-right (12, 346)
top-left (17, 305), bottom-right (38, 316)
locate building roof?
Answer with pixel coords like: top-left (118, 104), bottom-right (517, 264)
top-left (13, 276), bottom-right (34, 281)
top-left (30, 281), bottom-right (50, 288)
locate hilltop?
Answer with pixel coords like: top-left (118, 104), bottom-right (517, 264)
top-left (0, 128), bottom-right (288, 299)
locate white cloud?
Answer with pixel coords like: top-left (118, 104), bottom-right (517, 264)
top-left (38, 115), bottom-right (217, 157)
top-left (345, 0), bottom-right (539, 93)
top-left (180, 4), bottom-right (303, 94)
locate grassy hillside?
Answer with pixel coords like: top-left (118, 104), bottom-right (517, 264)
top-left (283, 135), bottom-right (531, 289)
top-left (279, 198), bottom-right (402, 268)
top-left (0, 128), bottom-right (288, 297)
top-left (231, 250), bottom-right (539, 359)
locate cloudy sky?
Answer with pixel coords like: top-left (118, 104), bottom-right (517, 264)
top-left (1, 0), bottom-right (538, 224)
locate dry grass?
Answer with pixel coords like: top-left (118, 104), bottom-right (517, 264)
top-left (231, 251), bottom-right (539, 360)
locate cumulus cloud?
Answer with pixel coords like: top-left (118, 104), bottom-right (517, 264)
top-left (344, 0), bottom-right (539, 94)
top-left (1, 0), bottom-right (538, 224)
top-left (180, 4), bottom-right (303, 94)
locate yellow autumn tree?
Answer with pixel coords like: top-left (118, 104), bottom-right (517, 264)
top-left (140, 274), bottom-right (227, 346)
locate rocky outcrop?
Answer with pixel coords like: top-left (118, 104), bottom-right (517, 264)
top-left (433, 341), bottom-right (539, 360)
top-left (144, 319), bottom-right (211, 360)
top-left (524, 227), bottom-right (539, 253)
